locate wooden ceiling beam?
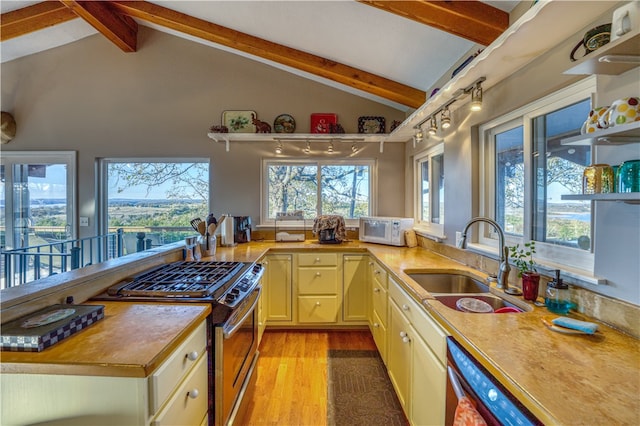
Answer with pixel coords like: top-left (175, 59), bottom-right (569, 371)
top-left (358, 0), bottom-right (509, 46)
top-left (110, 1), bottom-right (425, 108)
top-left (0, 2), bottom-right (77, 41)
top-left (59, 1), bottom-right (137, 52)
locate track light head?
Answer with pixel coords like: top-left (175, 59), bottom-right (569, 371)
top-left (428, 116), bottom-right (438, 135)
top-left (275, 142), bottom-right (283, 154)
top-left (440, 107), bottom-right (451, 129)
top-left (470, 83), bottom-right (483, 111)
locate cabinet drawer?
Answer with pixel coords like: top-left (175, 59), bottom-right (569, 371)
top-left (150, 321), bottom-right (207, 413)
top-left (370, 309), bottom-right (387, 363)
top-left (411, 306), bottom-right (448, 364)
top-left (372, 282), bottom-right (387, 327)
top-left (298, 253), bottom-right (338, 266)
top-left (298, 296), bottom-right (338, 323)
top-left (389, 276), bottom-right (448, 364)
top-left (298, 267), bottom-right (338, 294)
top-left (371, 261), bottom-right (388, 289)
top-left (152, 354), bottom-right (208, 426)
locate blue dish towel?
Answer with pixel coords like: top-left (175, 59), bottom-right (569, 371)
top-left (552, 317), bottom-right (598, 334)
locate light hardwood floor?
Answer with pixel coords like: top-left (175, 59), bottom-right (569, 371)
top-left (243, 330), bottom-right (377, 426)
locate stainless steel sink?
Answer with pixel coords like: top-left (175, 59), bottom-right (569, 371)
top-left (406, 272), bottom-right (489, 294)
top-left (433, 295), bottom-right (526, 313)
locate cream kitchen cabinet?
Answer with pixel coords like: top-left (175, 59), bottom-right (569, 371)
top-left (368, 258), bottom-right (388, 363)
top-left (263, 254), bottom-right (293, 323)
top-left (342, 254), bottom-right (369, 322)
top-left (387, 276), bottom-right (448, 426)
top-left (297, 253), bottom-right (340, 323)
top-left (1, 320), bottom-right (208, 426)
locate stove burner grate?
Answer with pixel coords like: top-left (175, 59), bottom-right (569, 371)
top-left (116, 261), bottom-right (244, 298)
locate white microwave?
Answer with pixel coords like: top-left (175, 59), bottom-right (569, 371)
top-left (359, 216), bottom-right (414, 246)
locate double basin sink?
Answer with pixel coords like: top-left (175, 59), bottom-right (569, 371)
top-left (405, 272), bottom-right (529, 314)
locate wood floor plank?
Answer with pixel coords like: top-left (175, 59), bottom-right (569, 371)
top-left (244, 330), bottom-right (376, 425)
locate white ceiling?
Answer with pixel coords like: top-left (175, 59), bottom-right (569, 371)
top-left (0, 0), bottom-right (519, 111)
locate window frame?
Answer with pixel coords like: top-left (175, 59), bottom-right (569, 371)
top-left (479, 76), bottom-right (597, 272)
top-left (97, 157), bottom-right (211, 236)
top-left (260, 158), bottom-right (376, 227)
top-left (1, 151), bottom-right (77, 249)
top-left (413, 143), bottom-right (445, 239)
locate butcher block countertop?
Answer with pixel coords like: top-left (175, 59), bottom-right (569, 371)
top-left (1, 302), bottom-right (211, 378)
top-left (1, 240), bottom-right (638, 425)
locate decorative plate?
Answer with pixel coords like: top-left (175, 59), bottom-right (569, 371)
top-left (358, 116), bottom-right (385, 134)
top-left (311, 113), bottom-right (337, 134)
top-left (274, 114), bottom-right (296, 133)
top-left (222, 110), bottom-right (256, 133)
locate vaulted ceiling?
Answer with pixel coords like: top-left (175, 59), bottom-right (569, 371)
top-left (1, 1), bottom-right (518, 111)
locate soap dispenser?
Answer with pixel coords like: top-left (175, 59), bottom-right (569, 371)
top-left (545, 269), bottom-right (572, 315)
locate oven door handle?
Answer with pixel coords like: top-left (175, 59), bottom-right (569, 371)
top-left (223, 286), bottom-right (261, 339)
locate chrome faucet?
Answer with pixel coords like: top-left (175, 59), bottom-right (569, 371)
top-left (458, 217), bottom-right (512, 293)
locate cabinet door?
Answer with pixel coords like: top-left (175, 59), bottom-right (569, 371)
top-left (387, 300), bottom-right (412, 414)
top-left (411, 334), bottom-right (446, 426)
top-left (264, 254), bottom-right (292, 322)
top-left (343, 254), bottom-right (368, 321)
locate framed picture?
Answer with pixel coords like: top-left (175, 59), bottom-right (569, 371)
top-left (311, 113), bottom-right (337, 134)
top-left (222, 110), bottom-right (256, 133)
top-left (358, 116), bottom-right (385, 134)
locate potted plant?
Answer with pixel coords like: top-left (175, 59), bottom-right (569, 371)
top-left (509, 241), bottom-right (540, 301)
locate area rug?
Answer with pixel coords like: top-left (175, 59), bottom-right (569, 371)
top-left (327, 349), bottom-right (408, 426)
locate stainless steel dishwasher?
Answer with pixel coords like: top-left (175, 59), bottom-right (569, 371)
top-left (445, 337), bottom-right (542, 426)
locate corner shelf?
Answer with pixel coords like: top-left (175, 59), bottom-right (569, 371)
top-left (561, 193), bottom-right (640, 204)
top-left (563, 29), bottom-right (640, 75)
top-left (560, 121), bottom-right (640, 146)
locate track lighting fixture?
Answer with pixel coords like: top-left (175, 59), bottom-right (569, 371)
top-left (304, 141), bottom-right (310, 154)
top-left (440, 106), bottom-right (451, 129)
top-left (275, 141), bottom-right (283, 154)
top-left (428, 116), bottom-right (438, 135)
top-left (470, 82), bottom-right (483, 111)
top-left (351, 144), bottom-right (358, 153)
top-left (327, 141), bottom-right (334, 154)
top-left (414, 127), bottom-right (424, 143)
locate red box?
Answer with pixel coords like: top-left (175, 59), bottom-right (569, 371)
top-left (310, 113), bottom-right (337, 134)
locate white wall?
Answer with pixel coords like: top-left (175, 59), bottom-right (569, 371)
top-left (1, 27), bottom-right (407, 236)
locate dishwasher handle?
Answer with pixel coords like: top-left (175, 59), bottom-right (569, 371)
top-left (448, 365), bottom-right (466, 401)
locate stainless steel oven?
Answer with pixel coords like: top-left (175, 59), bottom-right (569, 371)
top-left (214, 285), bottom-right (260, 426)
top-left (92, 260), bottom-right (264, 426)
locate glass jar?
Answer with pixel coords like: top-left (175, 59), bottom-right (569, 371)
top-left (617, 159), bottom-right (640, 193)
top-left (582, 164), bottom-right (614, 194)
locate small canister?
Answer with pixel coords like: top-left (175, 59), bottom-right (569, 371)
top-left (618, 159), bottom-right (640, 193)
top-left (582, 164), bottom-right (614, 194)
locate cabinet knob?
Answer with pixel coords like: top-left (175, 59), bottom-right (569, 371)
top-left (186, 351), bottom-right (199, 361)
top-left (373, 288), bottom-right (380, 293)
top-left (315, 257), bottom-right (321, 262)
top-left (316, 301), bottom-right (321, 306)
top-left (399, 331), bottom-right (407, 337)
top-left (316, 272), bottom-right (321, 277)
top-left (187, 388), bottom-right (200, 399)
top-left (374, 270), bottom-right (380, 275)
top-left (402, 304), bottom-right (409, 311)
top-left (402, 336), bottom-right (411, 344)
top-left (373, 322), bottom-right (379, 328)
top-left (400, 331), bottom-right (410, 343)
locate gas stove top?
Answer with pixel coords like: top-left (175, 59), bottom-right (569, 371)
top-left (105, 261), bottom-right (248, 299)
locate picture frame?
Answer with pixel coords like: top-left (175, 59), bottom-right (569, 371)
top-left (222, 110), bottom-right (256, 133)
top-left (311, 113), bottom-right (337, 134)
top-left (358, 116), bottom-right (386, 134)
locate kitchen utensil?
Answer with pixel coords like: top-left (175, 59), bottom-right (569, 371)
top-left (197, 221), bottom-right (206, 236)
top-left (570, 24), bottom-right (611, 62)
top-left (208, 223), bottom-right (216, 236)
top-left (190, 218), bottom-right (203, 233)
top-left (206, 213), bottom-right (217, 226)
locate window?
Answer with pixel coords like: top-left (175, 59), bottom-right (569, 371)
top-left (1, 152), bottom-right (76, 250)
top-left (98, 159), bottom-right (209, 253)
top-left (480, 77), bottom-right (595, 271)
top-left (263, 159), bottom-right (374, 224)
top-left (414, 144), bottom-right (444, 238)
